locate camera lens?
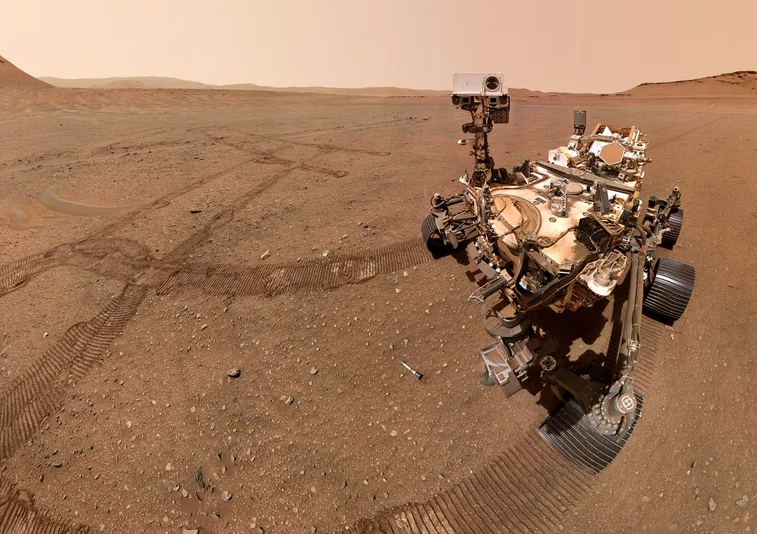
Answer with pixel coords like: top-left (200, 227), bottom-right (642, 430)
top-left (485, 76), bottom-right (500, 91)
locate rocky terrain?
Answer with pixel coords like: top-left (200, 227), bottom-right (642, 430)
top-left (2, 56), bottom-right (757, 533)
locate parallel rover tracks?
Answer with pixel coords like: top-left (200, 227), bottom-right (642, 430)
top-left (0, 478), bottom-right (89, 534)
top-left (352, 313), bottom-right (665, 534)
top-left (0, 235), bottom-right (665, 534)
top-left (0, 121), bottom-right (672, 533)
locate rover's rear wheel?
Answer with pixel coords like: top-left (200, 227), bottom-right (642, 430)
top-left (421, 213), bottom-right (451, 256)
top-left (643, 257), bottom-right (695, 321)
top-left (661, 209), bottom-right (684, 249)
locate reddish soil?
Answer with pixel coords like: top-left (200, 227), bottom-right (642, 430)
top-left (1, 62), bottom-right (757, 534)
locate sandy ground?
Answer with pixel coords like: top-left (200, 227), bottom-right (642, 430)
top-left (1, 79), bottom-right (756, 534)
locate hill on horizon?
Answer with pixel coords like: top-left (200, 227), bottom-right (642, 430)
top-left (39, 75), bottom-right (449, 97)
top-left (0, 54), bottom-right (51, 90)
top-left (627, 71), bottom-right (757, 96)
top-left (1, 49), bottom-right (752, 99)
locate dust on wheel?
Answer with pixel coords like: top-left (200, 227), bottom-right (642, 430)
top-left (661, 209), bottom-right (684, 249)
top-left (643, 257), bottom-right (695, 321)
top-left (421, 213), bottom-right (451, 256)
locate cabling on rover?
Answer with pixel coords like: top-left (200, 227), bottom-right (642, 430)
top-left (423, 73), bottom-right (695, 471)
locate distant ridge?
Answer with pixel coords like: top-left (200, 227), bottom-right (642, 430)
top-left (0, 54), bottom-right (50, 89)
top-left (627, 71), bottom-right (757, 96)
top-left (39, 76), bottom-right (448, 97)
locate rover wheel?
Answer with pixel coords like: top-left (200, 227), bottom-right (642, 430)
top-left (643, 257), bottom-right (695, 321)
top-left (661, 209), bottom-right (683, 249)
top-left (421, 213), bottom-right (451, 255)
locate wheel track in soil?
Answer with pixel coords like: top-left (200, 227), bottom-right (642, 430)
top-left (0, 156), bottom-right (254, 298)
top-left (156, 238), bottom-right (433, 297)
top-left (0, 133), bottom-right (353, 298)
top-left (0, 264), bottom-right (666, 534)
top-left (0, 143), bottom-right (348, 454)
top-left (349, 310), bottom-right (664, 534)
top-left (0, 283), bottom-right (147, 463)
top-left (0, 119), bottom-right (670, 533)
top-left (0, 478), bottom-right (90, 534)
top-left (0, 140), bottom-right (399, 533)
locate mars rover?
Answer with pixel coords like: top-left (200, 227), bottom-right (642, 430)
top-left (423, 73), bottom-right (695, 471)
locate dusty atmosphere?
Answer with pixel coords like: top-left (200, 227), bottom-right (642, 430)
top-left (1, 53), bottom-right (757, 534)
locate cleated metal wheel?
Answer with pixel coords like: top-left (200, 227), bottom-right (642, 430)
top-left (538, 395), bottom-right (643, 475)
top-left (643, 257), bottom-right (695, 321)
top-left (661, 209), bottom-right (684, 249)
top-left (421, 213), bottom-right (451, 255)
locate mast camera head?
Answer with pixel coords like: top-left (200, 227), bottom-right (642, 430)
top-left (451, 73), bottom-right (510, 123)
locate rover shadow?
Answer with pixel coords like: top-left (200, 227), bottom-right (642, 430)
top-left (528, 277), bottom-right (632, 412)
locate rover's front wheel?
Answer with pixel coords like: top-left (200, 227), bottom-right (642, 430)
top-left (421, 213), bottom-right (451, 256)
top-left (643, 257), bottom-right (695, 321)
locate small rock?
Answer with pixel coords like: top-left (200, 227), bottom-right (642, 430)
top-left (200, 324), bottom-right (207, 330)
top-left (322, 250), bottom-right (330, 258)
top-left (182, 488), bottom-right (189, 498)
top-left (390, 430), bottom-right (398, 437)
top-left (182, 529), bottom-right (199, 534)
top-left (126, 421), bottom-right (132, 429)
top-left (227, 368), bottom-right (241, 378)
top-left (51, 461), bottom-right (63, 468)
top-left (284, 396), bottom-right (294, 406)
top-left (310, 367), bottom-right (318, 375)
top-left (221, 490), bottom-right (233, 502)
top-left (189, 209), bottom-right (202, 214)
top-left (709, 497), bottom-right (717, 511)
top-left (642, 496), bottom-right (651, 502)
top-left (261, 250), bottom-right (271, 260)
top-left (737, 495), bottom-right (750, 508)
top-left (165, 463), bottom-right (172, 471)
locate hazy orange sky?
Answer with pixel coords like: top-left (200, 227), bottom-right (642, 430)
top-left (1, 0), bottom-right (754, 93)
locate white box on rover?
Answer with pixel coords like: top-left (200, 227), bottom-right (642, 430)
top-left (452, 73), bottom-right (508, 97)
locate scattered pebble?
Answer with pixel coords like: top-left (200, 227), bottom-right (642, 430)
top-left (221, 490), bottom-right (233, 502)
top-left (228, 368), bottom-right (241, 378)
top-left (310, 367), bottom-right (318, 375)
top-left (709, 497), bottom-right (717, 511)
top-left (737, 495), bottom-right (750, 508)
top-left (261, 250), bottom-right (271, 260)
top-left (51, 461), bottom-right (63, 468)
